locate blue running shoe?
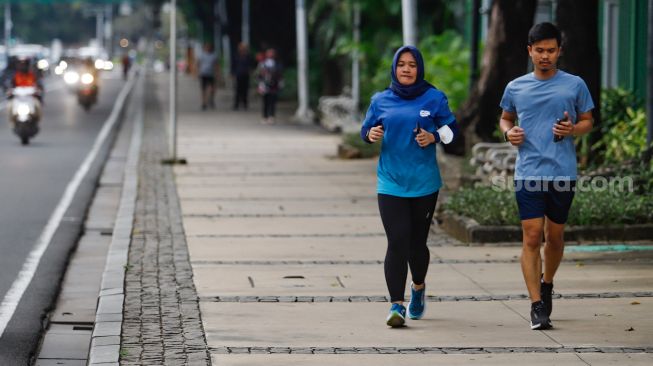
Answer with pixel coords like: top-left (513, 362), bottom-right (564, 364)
top-left (386, 303), bottom-right (406, 327)
top-left (407, 283), bottom-right (426, 320)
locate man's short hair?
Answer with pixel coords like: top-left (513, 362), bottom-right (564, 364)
top-left (528, 22), bottom-right (562, 46)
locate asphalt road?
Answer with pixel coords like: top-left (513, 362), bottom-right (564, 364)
top-left (0, 70), bottom-right (125, 364)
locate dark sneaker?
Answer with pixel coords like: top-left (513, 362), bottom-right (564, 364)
top-left (386, 303), bottom-right (406, 328)
top-left (540, 277), bottom-right (554, 317)
top-left (530, 300), bottom-right (552, 330)
top-left (407, 283), bottom-right (426, 320)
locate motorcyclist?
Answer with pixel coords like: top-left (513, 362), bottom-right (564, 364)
top-left (6, 57), bottom-right (44, 101)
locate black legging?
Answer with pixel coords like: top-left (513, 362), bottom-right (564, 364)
top-left (378, 192), bottom-right (438, 302)
top-left (234, 75), bottom-right (249, 109)
top-left (262, 93), bottom-right (277, 118)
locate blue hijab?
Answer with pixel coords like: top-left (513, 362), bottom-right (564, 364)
top-left (389, 45), bottom-right (434, 100)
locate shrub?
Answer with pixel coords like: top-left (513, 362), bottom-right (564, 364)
top-left (443, 185), bottom-right (653, 226)
top-left (341, 132), bottom-right (381, 158)
top-left (592, 107), bottom-right (648, 164)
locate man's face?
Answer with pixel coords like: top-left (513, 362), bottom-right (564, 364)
top-left (528, 38), bottom-right (561, 72)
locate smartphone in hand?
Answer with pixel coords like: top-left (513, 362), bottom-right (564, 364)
top-left (553, 116), bottom-right (567, 143)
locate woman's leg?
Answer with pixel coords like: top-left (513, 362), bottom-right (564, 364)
top-left (378, 194), bottom-right (412, 303)
top-left (262, 94), bottom-right (270, 118)
top-left (269, 93), bottom-right (277, 117)
top-left (408, 192), bottom-right (438, 285)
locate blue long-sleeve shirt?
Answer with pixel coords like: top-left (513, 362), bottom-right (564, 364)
top-left (361, 88), bottom-right (456, 197)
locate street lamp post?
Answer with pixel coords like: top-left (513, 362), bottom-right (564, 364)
top-left (242, 0), bottom-right (250, 46)
top-left (294, 0), bottom-right (313, 123)
top-left (352, 2), bottom-right (361, 117)
top-left (4, 1), bottom-right (11, 61)
top-left (648, 0), bottom-right (653, 146)
top-left (401, 0), bottom-right (417, 46)
top-left (169, 0), bottom-right (178, 162)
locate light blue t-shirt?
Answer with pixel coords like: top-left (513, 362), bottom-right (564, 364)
top-left (500, 70), bottom-right (594, 180)
top-left (361, 88), bottom-right (455, 197)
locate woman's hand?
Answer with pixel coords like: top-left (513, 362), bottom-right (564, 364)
top-left (368, 125), bottom-right (384, 143)
top-left (415, 129), bottom-right (436, 147)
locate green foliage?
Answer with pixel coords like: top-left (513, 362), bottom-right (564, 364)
top-left (5, 2), bottom-right (95, 44)
top-left (342, 132), bottom-right (381, 158)
top-left (568, 190), bottom-right (653, 226)
top-left (444, 186), bottom-right (520, 226)
top-left (419, 31), bottom-right (470, 112)
top-left (599, 88), bottom-right (643, 135)
top-left (444, 185), bottom-right (653, 226)
top-left (592, 107), bottom-right (648, 164)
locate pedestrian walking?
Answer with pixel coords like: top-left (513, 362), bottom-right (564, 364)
top-left (121, 52), bottom-right (131, 80)
top-left (499, 22), bottom-right (594, 330)
top-left (256, 48), bottom-right (282, 124)
top-left (232, 43), bottom-right (254, 110)
top-left (197, 43), bottom-right (219, 110)
top-left (361, 45), bottom-right (459, 328)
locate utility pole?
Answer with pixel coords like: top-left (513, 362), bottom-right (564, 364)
top-left (242, 0), bottom-right (250, 45)
top-left (352, 1), bottom-right (361, 117)
top-left (4, 1), bottom-right (11, 62)
top-left (105, 4), bottom-right (113, 58)
top-left (169, 0), bottom-right (178, 161)
top-left (218, 0), bottom-right (231, 89)
top-left (294, 0), bottom-right (312, 123)
top-left (96, 9), bottom-right (104, 50)
top-left (401, 0), bottom-right (417, 46)
top-left (470, 0), bottom-right (481, 90)
top-left (648, 0), bottom-right (653, 146)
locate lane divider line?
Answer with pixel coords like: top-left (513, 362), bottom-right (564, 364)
top-left (0, 74), bottom-right (136, 338)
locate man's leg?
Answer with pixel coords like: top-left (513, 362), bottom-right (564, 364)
top-left (543, 218), bottom-right (565, 283)
top-left (521, 217), bottom-right (544, 302)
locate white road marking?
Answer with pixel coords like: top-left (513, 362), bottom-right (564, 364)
top-left (0, 74), bottom-right (135, 338)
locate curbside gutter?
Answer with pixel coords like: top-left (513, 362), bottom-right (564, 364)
top-left (87, 70), bottom-right (143, 365)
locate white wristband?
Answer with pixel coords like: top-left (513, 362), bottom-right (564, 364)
top-left (437, 125), bottom-right (454, 144)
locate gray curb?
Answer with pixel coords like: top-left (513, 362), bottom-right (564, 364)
top-left (87, 71), bottom-right (143, 366)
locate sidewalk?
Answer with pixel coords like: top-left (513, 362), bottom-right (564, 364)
top-left (120, 70), bottom-right (653, 365)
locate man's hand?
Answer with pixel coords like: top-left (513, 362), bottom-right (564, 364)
top-left (367, 125), bottom-right (384, 143)
top-left (506, 126), bottom-right (525, 146)
top-left (553, 111), bottom-right (575, 137)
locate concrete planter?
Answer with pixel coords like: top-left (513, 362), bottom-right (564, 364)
top-left (438, 211), bottom-right (653, 244)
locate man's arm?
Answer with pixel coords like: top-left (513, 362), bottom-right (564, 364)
top-left (553, 110), bottom-right (593, 138)
top-left (500, 110), bottom-right (524, 146)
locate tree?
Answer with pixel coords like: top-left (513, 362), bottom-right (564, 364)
top-left (556, 0), bottom-right (602, 164)
top-left (451, 0), bottom-right (537, 154)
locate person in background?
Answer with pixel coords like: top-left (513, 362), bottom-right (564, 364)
top-left (231, 43), bottom-right (254, 110)
top-left (197, 43), bottom-right (219, 110)
top-left (256, 48), bottom-right (282, 124)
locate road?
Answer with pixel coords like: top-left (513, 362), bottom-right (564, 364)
top-left (0, 71), bottom-right (125, 364)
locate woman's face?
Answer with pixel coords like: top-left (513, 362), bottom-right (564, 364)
top-left (396, 51), bottom-right (417, 86)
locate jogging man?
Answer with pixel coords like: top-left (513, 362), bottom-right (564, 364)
top-left (499, 22), bottom-right (594, 330)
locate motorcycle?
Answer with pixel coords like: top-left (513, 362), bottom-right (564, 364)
top-left (77, 71), bottom-right (98, 111)
top-left (7, 86), bottom-right (42, 145)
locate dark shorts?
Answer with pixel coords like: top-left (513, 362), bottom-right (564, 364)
top-left (514, 180), bottom-right (576, 224)
top-left (200, 76), bottom-right (215, 89)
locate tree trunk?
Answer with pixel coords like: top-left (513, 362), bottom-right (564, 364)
top-left (448, 0), bottom-right (537, 155)
top-left (555, 0), bottom-right (602, 166)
